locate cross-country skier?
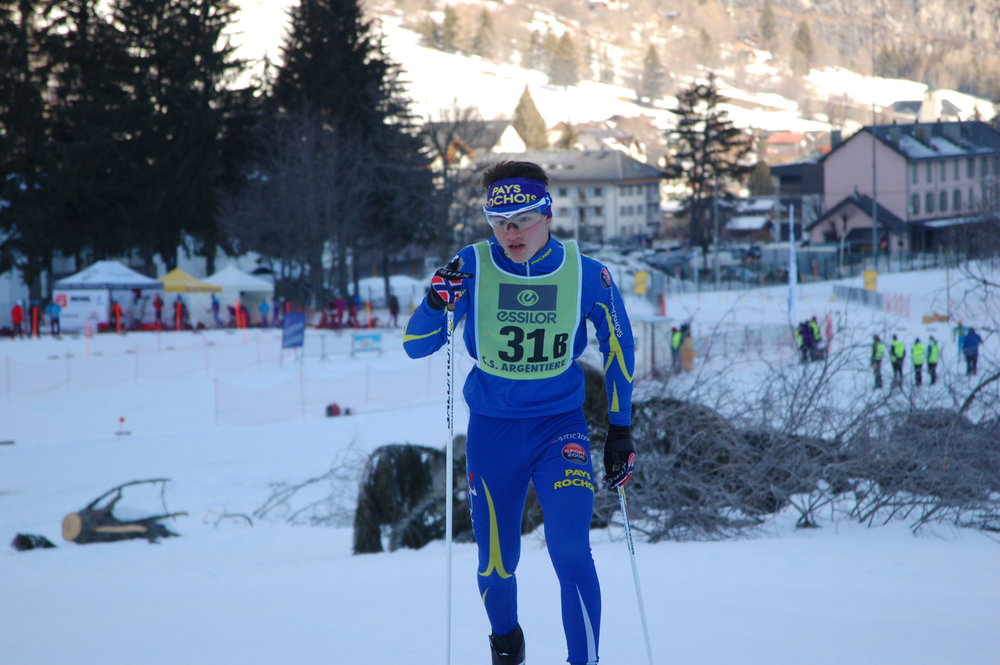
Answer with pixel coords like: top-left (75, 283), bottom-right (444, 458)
top-left (403, 160), bottom-right (636, 665)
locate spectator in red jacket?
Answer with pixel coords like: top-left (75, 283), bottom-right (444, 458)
top-left (11, 301), bottom-right (25, 338)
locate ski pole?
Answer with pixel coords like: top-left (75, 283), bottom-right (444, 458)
top-left (444, 306), bottom-right (456, 665)
top-left (618, 486), bottom-right (654, 665)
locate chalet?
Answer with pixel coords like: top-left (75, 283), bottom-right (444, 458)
top-left (725, 198), bottom-right (778, 243)
top-left (423, 119), bottom-right (526, 170)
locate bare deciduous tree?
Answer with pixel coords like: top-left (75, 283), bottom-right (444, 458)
top-left (219, 109), bottom-right (371, 305)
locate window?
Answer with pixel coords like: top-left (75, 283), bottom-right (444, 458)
top-left (926, 162), bottom-right (933, 183)
top-left (592, 186), bottom-right (603, 197)
top-left (558, 187), bottom-right (568, 197)
top-left (940, 161), bottom-right (947, 181)
top-left (982, 157), bottom-right (991, 176)
top-left (953, 160), bottom-right (960, 180)
top-left (939, 190), bottom-right (948, 212)
top-left (557, 207), bottom-right (570, 217)
top-left (953, 189), bottom-right (961, 210)
top-left (619, 205), bottom-right (626, 216)
top-left (911, 164), bottom-right (918, 184)
top-left (925, 192), bottom-right (935, 213)
top-left (969, 187), bottom-right (975, 209)
top-left (593, 206), bottom-right (604, 217)
top-left (967, 157), bottom-right (976, 178)
top-left (910, 194), bottom-right (920, 215)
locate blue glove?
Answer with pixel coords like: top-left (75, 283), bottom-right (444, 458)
top-left (603, 425), bottom-right (635, 489)
top-left (428, 259), bottom-right (473, 310)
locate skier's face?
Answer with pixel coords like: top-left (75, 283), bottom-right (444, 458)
top-left (492, 213), bottom-right (551, 263)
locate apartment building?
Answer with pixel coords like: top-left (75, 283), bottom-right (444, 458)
top-left (488, 150), bottom-right (665, 244)
top-left (809, 121), bottom-right (1000, 255)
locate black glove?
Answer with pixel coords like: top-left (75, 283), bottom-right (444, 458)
top-left (603, 424), bottom-right (635, 489)
top-left (427, 259), bottom-right (474, 310)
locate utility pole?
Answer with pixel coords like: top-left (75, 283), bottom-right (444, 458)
top-left (870, 9), bottom-right (879, 272)
top-left (713, 180), bottom-right (720, 288)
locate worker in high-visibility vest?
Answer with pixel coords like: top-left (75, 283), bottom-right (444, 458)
top-left (911, 338), bottom-right (926, 386)
top-left (890, 334), bottom-right (906, 388)
top-left (670, 326), bottom-right (682, 373)
top-left (927, 335), bottom-right (940, 385)
top-left (871, 334), bottom-right (885, 389)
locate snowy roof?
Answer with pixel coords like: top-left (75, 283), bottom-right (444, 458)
top-left (726, 215), bottom-right (771, 231)
top-left (736, 198), bottom-right (776, 214)
top-left (488, 150), bottom-right (663, 183)
top-left (813, 193), bottom-right (907, 233)
top-left (204, 265), bottom-right (274, 293)
top-left (921, 214), bottom-right (989, 229)
top-left (54, 260), bottom-right (162, 291)
top-left (829, 122), bottom-right (1000, 163)
top-left (423, 119), bottom-right (514, 152)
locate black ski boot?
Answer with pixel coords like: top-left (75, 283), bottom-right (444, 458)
top-left (489, 624), bottom-right (525, 665)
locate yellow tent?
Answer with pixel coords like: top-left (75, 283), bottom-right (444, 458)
top-left (160, 268), bottom-right (222, 293)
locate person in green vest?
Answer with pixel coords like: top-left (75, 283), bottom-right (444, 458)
top-left (927, 335), bottom-right (940, 385)
top-left (890, 334), bottom-right (906, 388)
top-left (871, 334), bottom-right (885, 389)
top-left (911, 337), bottom-right (926, 386)
top-left (670, 325), bottom-right (682, 373)
top-left (809, 316), bottom-right (822, 346)
top-left (794, 323), bottom-right (805, 362)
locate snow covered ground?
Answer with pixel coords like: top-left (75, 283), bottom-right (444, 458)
top-left (2, 263), bottom-right (997, 665)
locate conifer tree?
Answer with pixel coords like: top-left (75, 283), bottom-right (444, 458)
top-left (43, 0), bottom-right (136, 264)
top-left (522, 29), bottom-right (543, 70)
top-left (260, 0), bottom-right (436, 303)
top-left (441, 5), bottom-right (459, 52)
top-left (471, 8), bottom-right (495, 60)
top-left (597, 44), bottom-right (615, 84)
top-left (542, 29), bottom-right (558, 72)
top-left (792, 20), bottom-right (814, 75)
top-left (418, 13), bottom-right (442, 49)
top-left (0, 0), bottom-right (58, 291)
top-left (108, 0), bottom-right (248, 272)
top-left (748, 160), bottom-right (775, 196)
top-left (637, 44), bottom-right (666, 105)
top-left (549, 31), bottom-right (579, 88)
top-left (666, 73), bottom-right (753, 264)
top-left (512, 85), bottom-right (549, 150)
top-left (554, 120), bottom-right (580, 150)
top-left (759, 0), bottom-right (776, 48)
top-left (581, 39), bottom-right (595, 81)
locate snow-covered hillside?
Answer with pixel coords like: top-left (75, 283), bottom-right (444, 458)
top-left (226, 1), bottom-right (993, 136)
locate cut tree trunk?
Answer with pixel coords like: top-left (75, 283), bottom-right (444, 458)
top-left (62, 479), bottom-right (186, 545)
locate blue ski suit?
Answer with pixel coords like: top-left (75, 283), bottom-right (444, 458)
top-left (403, 235), bottom-right (635, 665)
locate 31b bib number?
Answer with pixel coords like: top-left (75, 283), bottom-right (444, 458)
top-left (497, 326), bottom-right (569, 363)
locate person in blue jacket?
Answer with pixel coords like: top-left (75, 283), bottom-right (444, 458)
top-left (962, 327), bottom-right (983, 376)
top-left (403, 160), bottom-right (636, 665)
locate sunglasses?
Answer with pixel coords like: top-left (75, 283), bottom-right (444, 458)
top-left (482, 194), bottom-right (551, 230)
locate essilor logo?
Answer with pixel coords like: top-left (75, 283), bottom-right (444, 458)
top-left (516, 289), bottom-right (540, 307)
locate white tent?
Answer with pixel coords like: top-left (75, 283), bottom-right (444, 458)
top-left (53, 260), bottom-right (163, 332)
top-left (204, 265), bottom-right (275, 326)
